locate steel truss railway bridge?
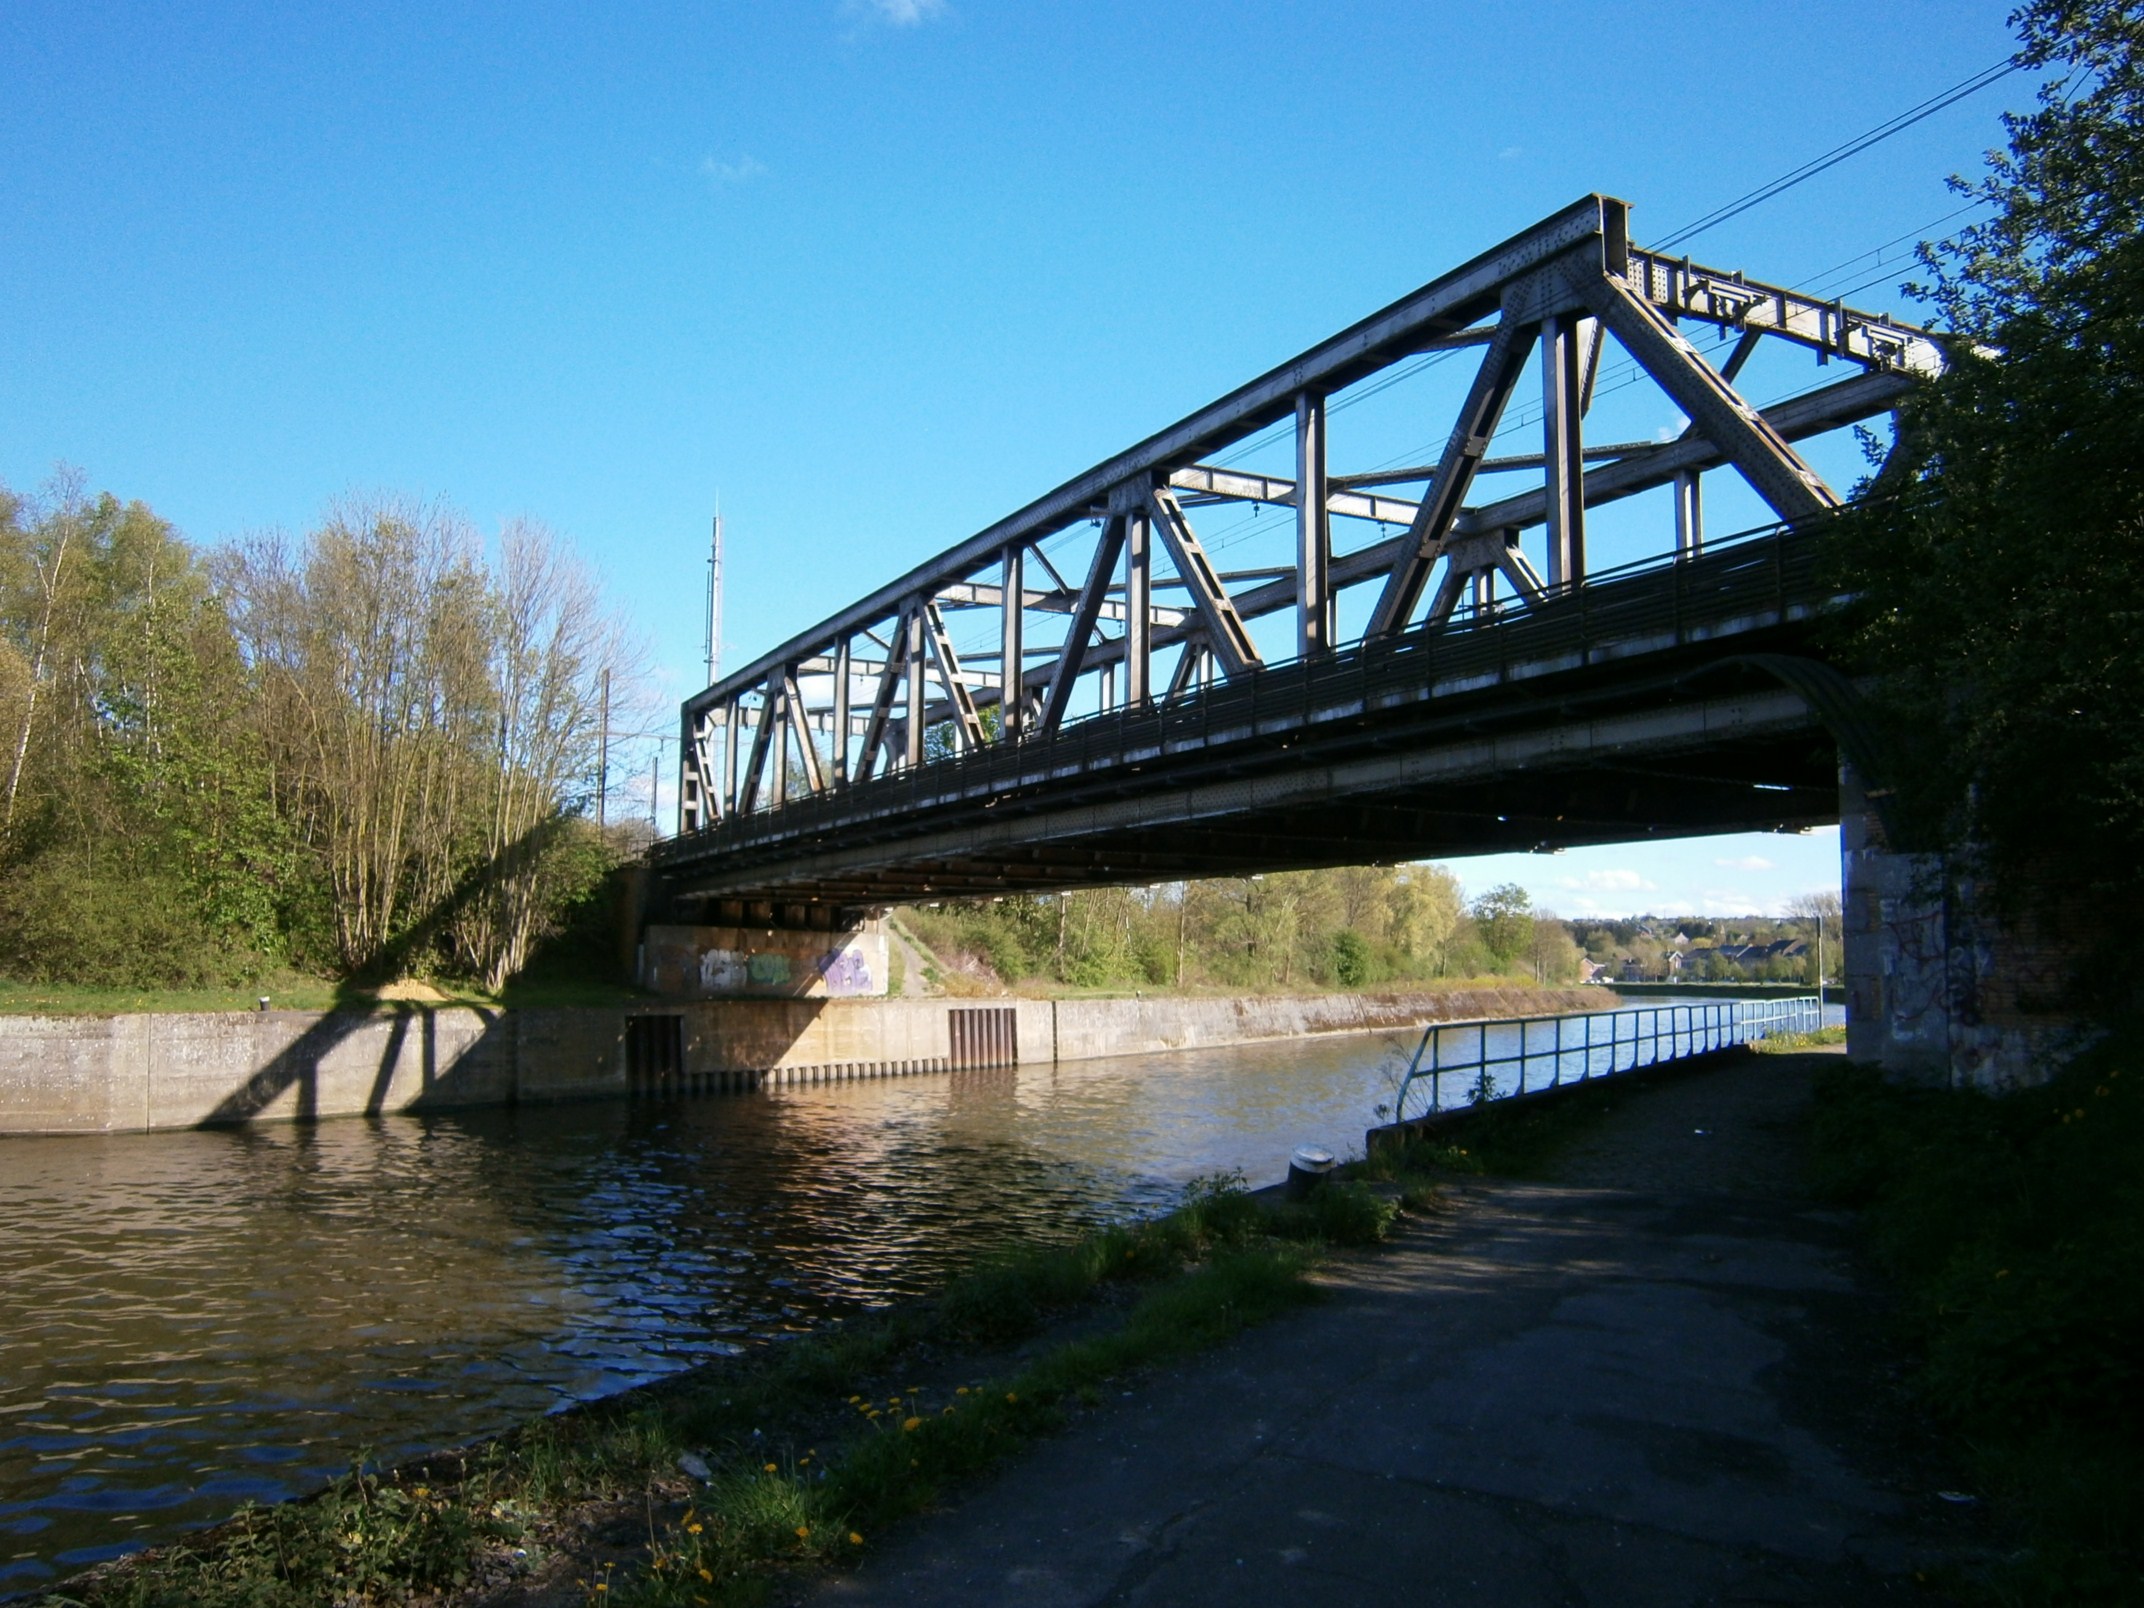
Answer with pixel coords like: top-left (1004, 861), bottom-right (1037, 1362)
top-left (653, 194), bottom-right (1941, 926)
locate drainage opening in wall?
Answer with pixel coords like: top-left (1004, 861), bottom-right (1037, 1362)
top-left (627, 1015), bottom-right (683, 1081)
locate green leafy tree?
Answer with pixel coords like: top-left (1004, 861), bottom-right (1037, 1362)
top-left (0, 479), bottom-right (300, 984)
top-left (1388, 864), bottom-right (1463, 976)
top-left (1331, 929), bottom-right (1372, 987)
top-left (1830, 1), bottom-right (2144, 993)
top-left (1470, 883), bottom-right (1535, 972)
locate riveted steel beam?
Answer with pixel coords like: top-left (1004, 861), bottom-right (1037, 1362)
top-left (1578, 269), bottom-right (1841, 527)
top-left (1146, 487), bottom-right (1263, 679)
top-left (1365, 312), bottom-right (1537, 638)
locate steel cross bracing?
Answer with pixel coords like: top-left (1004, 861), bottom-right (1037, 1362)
top-left (668, 195), bottom-right (1939, 911)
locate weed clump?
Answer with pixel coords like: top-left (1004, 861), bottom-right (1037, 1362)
top-left (1264, 1180), bottom-right (1399, 1246)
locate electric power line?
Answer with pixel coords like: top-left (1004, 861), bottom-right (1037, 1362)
top-left (1652, 55), bottom-right (2023, 252)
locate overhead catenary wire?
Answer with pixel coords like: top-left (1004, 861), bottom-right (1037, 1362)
top-left (1649, 55), bottom-right (2024, 252)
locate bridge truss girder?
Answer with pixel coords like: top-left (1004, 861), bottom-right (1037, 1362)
top-left (672, 195), bottom-right (1939, 906)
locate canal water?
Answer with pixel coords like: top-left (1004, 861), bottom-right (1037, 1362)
top-left (0, 993), bottom-right (1838, 1593)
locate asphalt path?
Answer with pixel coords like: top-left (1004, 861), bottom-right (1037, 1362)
top-left (806, 1050), bottom-right (1982, 1607)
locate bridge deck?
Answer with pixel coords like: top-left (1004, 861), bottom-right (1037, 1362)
top-left (656, 524), bottom-right (1843, 918)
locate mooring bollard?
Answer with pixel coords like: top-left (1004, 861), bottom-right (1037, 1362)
top-left (1287, 1144), bottom-right (1336, 1200)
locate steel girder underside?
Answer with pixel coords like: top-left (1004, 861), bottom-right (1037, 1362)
top-left (661, 194), bottom-right (1940, 920)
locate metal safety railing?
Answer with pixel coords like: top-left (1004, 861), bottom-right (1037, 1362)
top-left (1388, 996), bottom-right (1822, 1125)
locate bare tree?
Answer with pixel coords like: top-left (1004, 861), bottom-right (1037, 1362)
top-left (228, 498), bottom-right (500, 975)
top-left (451, 519), bottom-right (632, 990)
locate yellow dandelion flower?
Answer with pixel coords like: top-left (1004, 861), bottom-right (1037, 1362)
top-left (795, 1525), bottom-right (811, 1540)
top-left (849, 1531), bottom-right (864, 1546)
top-left (902, 1416), bottom-right (922, 1432)
top-left (699, 1567), bottom-right (714, 1582)
top-left (847, 1394), bottom-right (862, 1404)
top-left (762, 1462), bottom-right (778, 1473)
top-left (955, 1386), bottom-right (969, 1396)
top-left (1005, 1392), bottom-right (1018, 1403)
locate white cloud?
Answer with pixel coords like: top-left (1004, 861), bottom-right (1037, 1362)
top-left (845, 0), bottom-right (948, 24)
top-left (700, 154), bottom-right (767, 188)
top-left (1558, 868), bottom-right (1654, 892)
top-left (1498, 146), bottom-right (1524, 161)
top-left (1713, 854), bottom-right (1775, 871)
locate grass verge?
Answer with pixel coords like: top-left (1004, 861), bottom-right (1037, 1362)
top-left (1753, 1024), bottom-right (1848, 1054)
top-left (36, 1174), bottom-right (1405, 1608)
top-left (0, 973), bottom-right (652, 1016)
top-left (0, 973), bottom-right (347, 1016)
top-left (1808, 1036), bottom-right (2144, 1605)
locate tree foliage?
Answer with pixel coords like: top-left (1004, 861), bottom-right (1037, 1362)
top-left (1831, 1), bottom-right (2144, 968)
top-left (1468, 883), bottom-right (1535, 970)
top-left (0, 479), bottom-right (289, 984)
top-left (901, 862), bottom-right (1480, 993)
top-left (0, 479), bottom-right (637, 990)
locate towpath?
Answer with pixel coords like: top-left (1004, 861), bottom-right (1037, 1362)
top-left (807, 1050), bottom-right (1981, 1606)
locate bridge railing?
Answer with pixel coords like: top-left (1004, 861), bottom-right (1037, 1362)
top-left (1388, 995), bottom-right (1823, 1124)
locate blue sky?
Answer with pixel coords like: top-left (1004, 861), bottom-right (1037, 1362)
top-left (0, 0), bottom-right (2025, 916)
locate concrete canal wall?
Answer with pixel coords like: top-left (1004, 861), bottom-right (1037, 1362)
top-left (0, 986), bottom-right (1601, 1136)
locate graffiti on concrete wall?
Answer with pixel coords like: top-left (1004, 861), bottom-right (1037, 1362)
top-left (644, 925), bottom-right (887, 1000)
top-left (698, 949), bottom-right (748, 993)
top-left (816, 946), bottom-right (875, 996)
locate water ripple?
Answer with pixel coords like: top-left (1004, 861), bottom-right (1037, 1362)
top-left (0, 1030), bottom-right (1425, 1591)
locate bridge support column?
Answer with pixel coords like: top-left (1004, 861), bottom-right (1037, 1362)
top-left (1841, 762), bottom-right (2091, 1089)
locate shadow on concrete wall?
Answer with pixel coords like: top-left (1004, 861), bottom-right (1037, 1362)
top-left (196, 1004), bottom-right (510, 1127)
top-left (197, 816), bottom-right (586, 1127)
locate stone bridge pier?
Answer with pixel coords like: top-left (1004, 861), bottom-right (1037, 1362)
top-left (1840, 763), bottom-right (2088, 1089)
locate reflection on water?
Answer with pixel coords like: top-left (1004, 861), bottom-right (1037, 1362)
top-left (0, 1030), bottom-right (1419, 1592)
top-left (0, 993), bottom-right (1839, 1592)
